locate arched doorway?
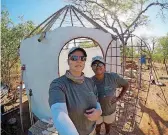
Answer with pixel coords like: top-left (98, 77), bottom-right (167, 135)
top-left (59, 37), bottom-right (103, 77)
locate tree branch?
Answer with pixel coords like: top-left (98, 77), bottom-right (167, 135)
top-left (86, 0), bottom-right (114, 14)
top-left (124, 2), bottom-right (168, 35)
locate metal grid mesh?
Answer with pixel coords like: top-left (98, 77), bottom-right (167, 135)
top-left (105, 35), bottom-right (152, 134)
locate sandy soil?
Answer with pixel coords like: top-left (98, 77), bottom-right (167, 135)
top-left (137, 63), bottom-right (168, 135)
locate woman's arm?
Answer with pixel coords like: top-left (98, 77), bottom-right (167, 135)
top-left (117, 83), bottom-right (129, 100)
top-left (49, 80), bottom-right (79, 135)
top-left (51, 103), bottom-right (79, 135)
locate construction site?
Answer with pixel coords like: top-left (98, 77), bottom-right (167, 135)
top-left (1, 4), bottom-right (168, 135)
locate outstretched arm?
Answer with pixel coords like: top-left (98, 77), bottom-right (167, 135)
top-left (49, 80), bottom-right (79, 135)
top-left (51, 103), bottom-right (79, 135)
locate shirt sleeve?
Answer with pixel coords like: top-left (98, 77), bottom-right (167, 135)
top-left (112, 73), bottom-right (128, 88)
top-left (49, 79), bottom-right (66, 107)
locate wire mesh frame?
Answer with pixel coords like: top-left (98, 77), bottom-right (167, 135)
top-left (105, 34), bottom-right (153, 134)
top-left (26, 5), bottom-right (109, 40)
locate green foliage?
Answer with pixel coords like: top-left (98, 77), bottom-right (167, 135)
top-left (120, 46), bottom-right (137, 58)
top-left (158, 34), bottom-right (168, 59)
top-left (79, 41), bottom-right (98, 48)
top-left (126, 47), bottom-right (136, 57)
top-left (1, 8), bottom-right (37, 86)
top-left (95, 0), bottom-right (150, 30)
top-left (151, 34), bottom-right (168, 63)
top-left (152, 53), bottom-right (163, 63)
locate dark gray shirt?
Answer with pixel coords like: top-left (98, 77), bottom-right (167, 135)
top-left (92, 72), bottom-right (128, 116)
top-left (49, 75), bottom-right (97, 135)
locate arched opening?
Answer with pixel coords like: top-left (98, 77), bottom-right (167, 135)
top-left (59, 37), bottom-right (103, 77)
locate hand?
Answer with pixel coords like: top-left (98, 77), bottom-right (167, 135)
top-left (84, 108), bottom-right (101, 121)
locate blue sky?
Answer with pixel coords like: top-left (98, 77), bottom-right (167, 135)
top-left (1, 0), bottom-right (168, 37)
top-left (135, 4), bottom-right (168, 37)
top-left (1, 0), bottom-right (67, 24)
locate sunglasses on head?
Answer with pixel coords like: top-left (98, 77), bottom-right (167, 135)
top-left (91, 63), bottom-right (104, 68)
top-left (69, 55), bottom-right (86, 61)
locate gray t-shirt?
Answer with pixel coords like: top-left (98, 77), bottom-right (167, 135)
top-left (92, 72), bottom-right (128, 116)
top-left (49, 75), bottom-right (97, 135)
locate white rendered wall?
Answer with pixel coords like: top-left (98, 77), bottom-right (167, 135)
top-left (20, 27), bottom-right (118, 119)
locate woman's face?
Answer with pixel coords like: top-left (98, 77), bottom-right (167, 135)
top-left (91, 61), bottom-right (105, 75)
top-left (68, 50), bottom-right (86, 73)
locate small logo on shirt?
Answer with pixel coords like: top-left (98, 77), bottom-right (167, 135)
top-left (88, 92), bottom-right (95, 96)
top-left (104, 86), bottom-right (112, 91)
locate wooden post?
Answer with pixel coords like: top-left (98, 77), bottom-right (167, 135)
top-left (164, 58), bottom-right (168, 75)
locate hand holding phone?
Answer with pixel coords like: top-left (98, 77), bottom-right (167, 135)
top-left (84, 108), bottom-right (101, 121)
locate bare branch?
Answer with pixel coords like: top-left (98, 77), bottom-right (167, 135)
top-left (85, 0), bottom-right (113, 14)
top-left (111, 20), bottom-right (116, 28)
top-left (70, 0), bottom-right (168, 45)
top-left (124, 2), bottom-right (168, 35)
top-left (102, 10), bottom-right (111, 27)
top-left (115, 16), bottom-right (123, 34)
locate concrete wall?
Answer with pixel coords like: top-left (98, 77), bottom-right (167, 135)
top-left (20, 27), bottom-right (118, 119)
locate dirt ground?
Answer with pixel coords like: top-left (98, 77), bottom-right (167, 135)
top-left (137, 63), bottom-right (168, 135)
top-left (1, 93), bottom-right (30, 135)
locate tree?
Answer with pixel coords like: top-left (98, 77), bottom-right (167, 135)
top-left (155, 34), bottom-right (168, 74)
top-left (1, 8), bottom-right (37, 87)
top-left (158, 34), bottom-right (168, 59)
top-left (157, 34), bottom-right (168, 60)
top-left (79, 41), bottom-right (98, 48)
top-left (70, 0), bottom-right (168, 46)
top-left (150, 34), bottom-right (168, 63)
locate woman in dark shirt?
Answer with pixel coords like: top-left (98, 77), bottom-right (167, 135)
top-left (91, 56), bottom-right (129, 135)
top-left (49, 47), bottom-right (102, 135)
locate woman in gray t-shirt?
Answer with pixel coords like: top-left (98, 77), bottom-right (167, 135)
top-left (49, 47), bottom-right (102, 135)
top-left (91, 56), bottom-right (129, 135)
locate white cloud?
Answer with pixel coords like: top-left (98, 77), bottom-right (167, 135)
top-left (134, 26), bottom-right (154, 37)
top-left (134, 24), bottom-right (167, 38)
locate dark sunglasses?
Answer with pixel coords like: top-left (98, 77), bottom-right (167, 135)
top-left (69, 55), bottom-right (86, 61)
top-left (91, 63), bottom-right (104, 68)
